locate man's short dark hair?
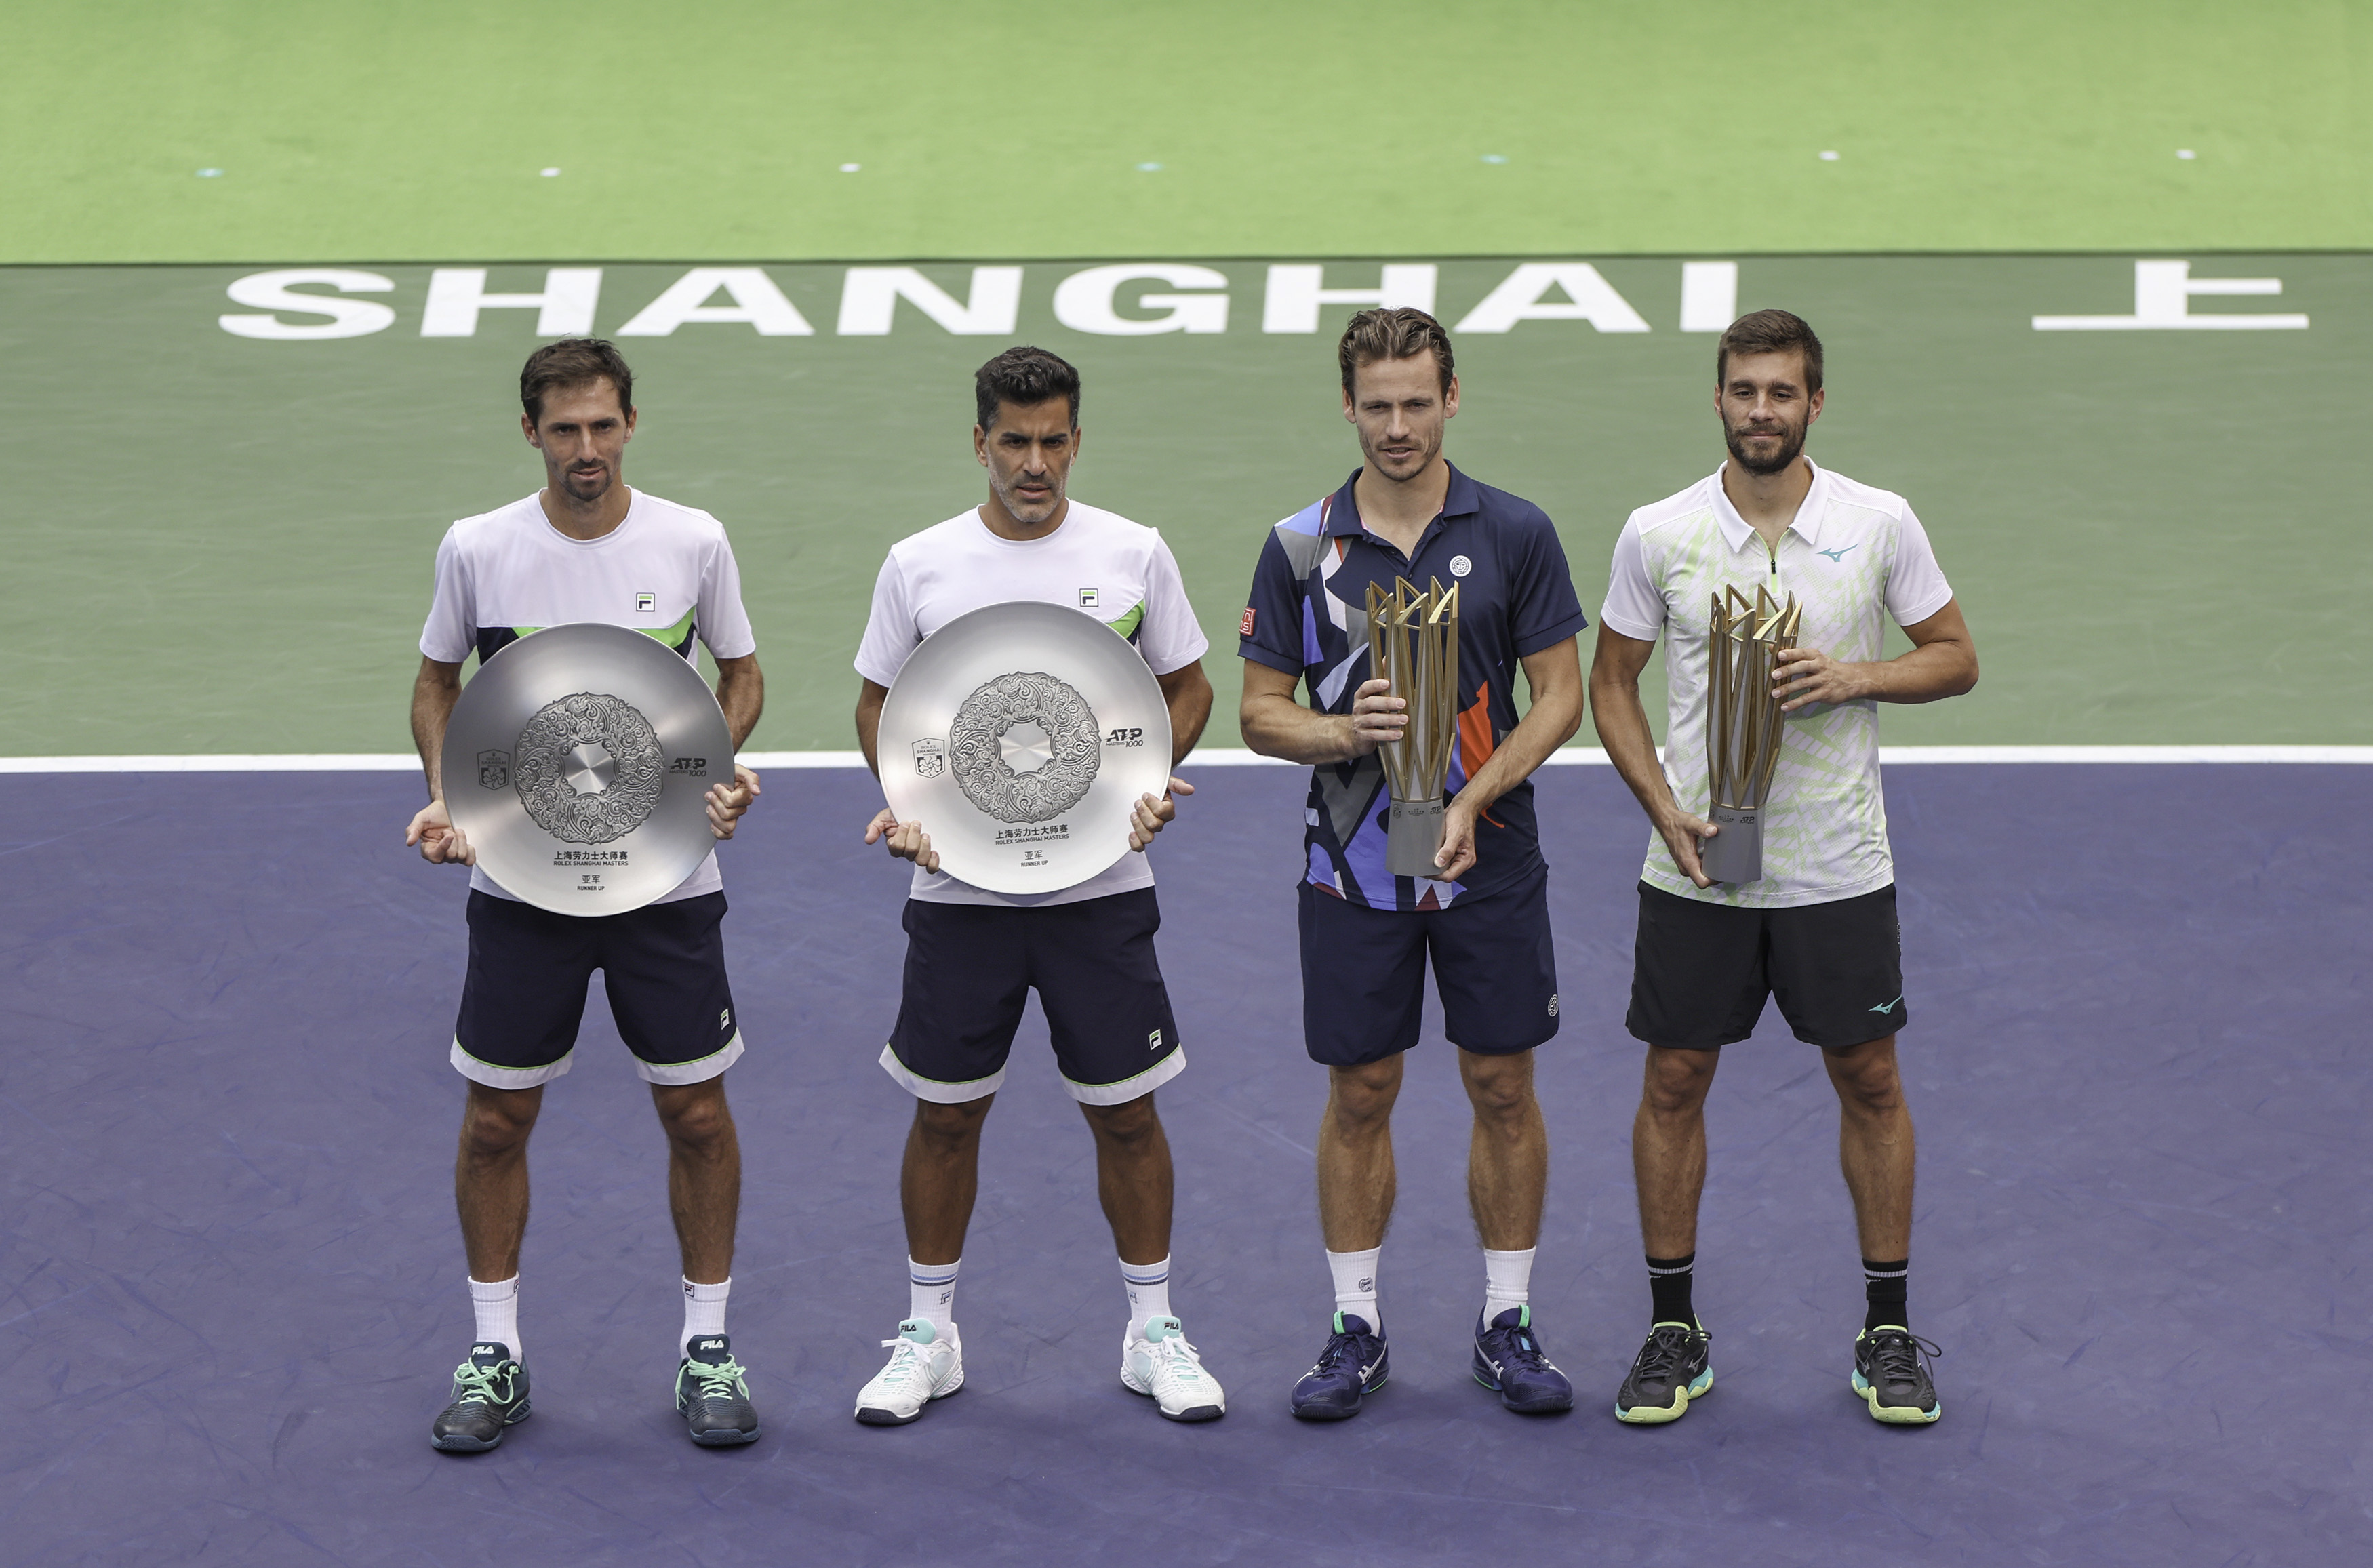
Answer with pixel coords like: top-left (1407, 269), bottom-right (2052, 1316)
top-left (975, 346), bottom-right (1081, 430)
top-left (521, 338), bottom-right (635, 424)
top-left (1717, 310), bottom-right (1824, 393)
top-left (1338, 307), bottom-right (1455, 398)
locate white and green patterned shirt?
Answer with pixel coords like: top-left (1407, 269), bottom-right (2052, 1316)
top-left (1599, 458), bottom-right (1955, 909)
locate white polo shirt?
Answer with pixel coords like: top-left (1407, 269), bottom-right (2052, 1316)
top-left (421, 489), bottom-right (757, 906)
top-left (856, 501), bottom-right (1209, 909)
top-left (1600, 458), bottom-right (1954, 909)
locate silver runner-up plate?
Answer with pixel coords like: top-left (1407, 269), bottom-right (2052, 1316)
top-left (443, 622), bottom-right (734, 915)
top-left (877, 599), bottom-right (1173, 896)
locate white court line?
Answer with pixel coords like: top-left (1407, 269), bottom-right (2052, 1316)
top-left (3, 745), bottom-right (2368, 773)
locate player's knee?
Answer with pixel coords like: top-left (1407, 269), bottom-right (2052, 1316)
top-left (659, 1088), bottom-right (734, 1150)
top-left (460, 1094), bottom-right (537, 1160)
top-left (1461, 1056), bottom-right (1536, 1125)
top-left (1641, 1048), bottom-right (1716, 1118)
top-left (1829, 1049), bottom-right (1904, 1115)
top-left (1326, 1060), bottom-right (1402, 1128)
top-left (1084, 1093), bottom-right (1160, 1146)
top-left (913, 1097), bottom-right (989, 1148)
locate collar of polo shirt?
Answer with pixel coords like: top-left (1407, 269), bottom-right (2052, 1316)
top-left (1709, 455), bottom-right (1832, 554)
top-left (1325, 463), bottom-right (1485, 540)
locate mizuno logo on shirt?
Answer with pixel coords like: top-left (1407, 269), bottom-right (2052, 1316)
top-left (1818, 545), bottom-right (1859, 562)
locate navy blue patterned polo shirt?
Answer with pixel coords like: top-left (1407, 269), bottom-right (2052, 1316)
top-left (1237, 464), bottom-right (1587, 910)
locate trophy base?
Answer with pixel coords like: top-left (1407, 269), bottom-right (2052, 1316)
top-left (1387, 797), bottom-right (1448, 879)
top-left (1699, 805), bottom-right (1763, 885)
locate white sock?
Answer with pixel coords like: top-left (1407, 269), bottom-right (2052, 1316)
top-left (1326, 1247), bottom-right (1382, 1325)
top-left (909, 1258), bottom-right (959, 1333)
top-left (681, 1276), bottom-right (729, 1356)
top-left (1483, 1247), bottom-right (1536, 1323)
top-left (469, 1275), bottom-right (520, 1359)
top-left (1121, 1256), bottom-right (1172, 1333)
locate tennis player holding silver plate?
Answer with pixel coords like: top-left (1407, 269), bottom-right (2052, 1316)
top-left (848, 346), bottom-right (1227, 1430)
top-left (405, 340), bottom-right (767, 1456)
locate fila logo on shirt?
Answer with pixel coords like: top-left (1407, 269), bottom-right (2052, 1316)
top-left (635, 592), bottom-right (656, 613)
top-left (1079, 587), bottom-right (1100, 607)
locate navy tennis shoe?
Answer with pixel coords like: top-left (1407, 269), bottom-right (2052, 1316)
top-left (1472, 1306), bottom-right (1574, 1413)
top-left (1290, 1312), bottom-right (1389, 1420)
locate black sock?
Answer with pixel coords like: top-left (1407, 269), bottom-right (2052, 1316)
top-left (1862, 1258), bottom-right (1907, 1332)
top-left (1647, 1253), bottom-right (1695, 1325)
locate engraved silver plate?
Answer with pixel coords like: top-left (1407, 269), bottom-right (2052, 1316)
top-left (443, 622), bottom-right (732, 914)
top-left (877, 599), bottom-right (1172, 895)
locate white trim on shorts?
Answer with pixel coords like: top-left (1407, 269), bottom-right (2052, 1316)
top-left (878, 1043), bottom-right (1008, 1104)
top-left (1064, 1046), bottom-right (1186, 1106)
top-left (450, 1040), bottom-right (576, 1090)
top-left (450, 1032), bottom-right (743, 1089)
top-left (639, 1032), bottom-right (745, 1086)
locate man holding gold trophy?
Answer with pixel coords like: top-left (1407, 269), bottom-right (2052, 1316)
top-left (1239, 309), bottom-right (1587, 1420)
top-left (1589, 310), bottom-right (1978, 1426)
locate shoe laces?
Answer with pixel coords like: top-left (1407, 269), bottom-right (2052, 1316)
top-left (1143, 1331), bottom-right (1207, 1385)
top-left (448, 1358), bottom-right (513, 1409)
top-left (1483, 1320), bottom-right (1557, 1373)
top-left (1865, 1328), bottom-right (1942, 1384)
top-left (873, 1335), bottom-right (934, 1388)
top-left (1310, 1326), bottom-right (1374, 1377)
top-left (1631, 1323), bottom-right (1701, 1382)
top-left (683, 1353), bottom-right (748, 1403)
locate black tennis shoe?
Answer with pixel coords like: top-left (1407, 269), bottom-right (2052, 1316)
top-left (1852, 1326), bottom-right (1942, 1424)
top-left (1613, 1321), bottom-right (1712, 1424)
top-left (677, 1335), bottom-right (761, 1446)
top-left (431, 1343), bottom-right (530, 1451)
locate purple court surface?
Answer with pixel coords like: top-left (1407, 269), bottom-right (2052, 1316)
top-left (3, 762), bottom-right (2365, 1566)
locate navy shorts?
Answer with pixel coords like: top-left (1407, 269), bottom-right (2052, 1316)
top-left (1296, 860), bottom-right (1561, 1068)
top-left (451, 889), bottom-right (744, 1089)
top-left (1625, 881), bottom-right (1907, 1051)
top-left (882, 889), bottom-right (1183, 1106)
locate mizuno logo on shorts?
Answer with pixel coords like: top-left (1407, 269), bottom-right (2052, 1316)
top-left (1870, 996), bottom-right (1901, 1014)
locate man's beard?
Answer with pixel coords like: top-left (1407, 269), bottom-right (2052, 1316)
top-left (1363, 425), bottom-right (1441, 478)
top-left (563, 465), bottom-right (613, 500)
top-left (1724, 418), bottom-right (1806, 476)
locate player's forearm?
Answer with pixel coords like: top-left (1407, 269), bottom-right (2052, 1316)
top-left (411, 668), bottom-right (461, 799)
top-left (1159, 664), bottom-right (1214, 765)
top-left (715, 657), bottom-right (764, 749)
top-left (1863, 638), bottom-right (1978, 704)
top-left (854, 682), bottom-right (885, 778)
top-left (1240, 690), bottom-right (1359, 765)
top-left (1456, 678), bottom-right (1580, 816)
top-left (1591, 670), bottom-right (1680, 826)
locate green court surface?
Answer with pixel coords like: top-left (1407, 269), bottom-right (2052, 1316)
top-left (3, 3), bottom-right (2369, 264)
top-left (0, 254), bottom-right (2361, 757)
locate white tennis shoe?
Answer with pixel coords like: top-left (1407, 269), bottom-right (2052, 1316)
top-left (1121, 1315), bottom-right (1225, 1422)
top-left (854, 1319), bottom-right (963, 1425)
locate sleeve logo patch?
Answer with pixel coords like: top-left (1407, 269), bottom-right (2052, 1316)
top-left (635, 592), bottom-right (656, 613)
top-left (1079, 587), bottom-right (1100, 607)
top-left (1239, 608), bottom-right (1256, 637)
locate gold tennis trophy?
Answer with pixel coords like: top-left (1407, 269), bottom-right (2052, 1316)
top-left (1366, 578), bottom-right (1460, 879)
top-left (1700, 584), bottom-right (1802, 885)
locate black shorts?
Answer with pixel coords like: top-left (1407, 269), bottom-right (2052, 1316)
top-left (1625, 881), bottom-right (1907, 1051)
top-left (882, 889), bottom-right (1182, 1106)
top-left (451, 889), bottom-right (742, 1089)
top-left (1296, 860), bottom-right (1561, 1068)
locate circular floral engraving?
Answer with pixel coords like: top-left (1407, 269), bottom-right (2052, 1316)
top-left (946, 670), bottom-right (1101, 824)
top-left (513, 691), bottom-right (666, 845)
